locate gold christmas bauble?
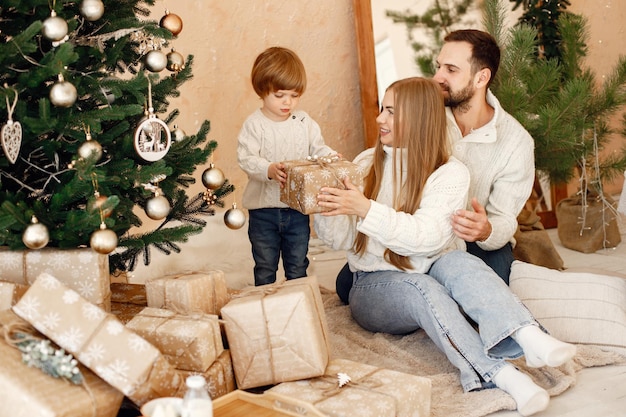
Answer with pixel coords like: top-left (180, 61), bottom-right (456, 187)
top-left (90, 225), bottom-right (118, 254)
top-left (159, 10), bottom-right (183, 36)
top-left (22, 217), bottom-right (50, 250)
top-left (50, 79), bottom-right (77, 107)
top-left (42, 13), bottom-right (68, 41)
top-left (224, 203), bottom-right (246, 230)
top-left (166, 49), bottom-right (185, 72)
top-left (202, 164), bottom-right (225, 190)
top-left (145, 195), bottom-right (170, 220)
top-left (144, 50), bottom-right (167, 72)
top-left (80, 0), bottom-right (105, 21)
top-left (78, 139), bottom-right (103, 161)
top-left (172, 125), bottom-right (186, 142)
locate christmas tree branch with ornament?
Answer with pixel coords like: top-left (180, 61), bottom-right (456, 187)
top-left (0, 0), bottom-right (239, 274)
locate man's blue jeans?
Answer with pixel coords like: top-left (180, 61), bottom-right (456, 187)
top-left (348, 250), bottom-right (536, 392)
top-left (248, 208), bottom-right (310, 286)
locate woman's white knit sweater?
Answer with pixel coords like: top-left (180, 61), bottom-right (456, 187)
top-left (445, 90), bottom-right (535, 250)
top-left (314, 146), bottom-right (470, 273)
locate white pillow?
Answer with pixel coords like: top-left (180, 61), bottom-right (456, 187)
top-left (510, 260), bottom-right (626, 355)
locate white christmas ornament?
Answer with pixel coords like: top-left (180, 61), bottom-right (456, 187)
top-left (80, 0), bottom-right (105, 21)
top-left (224, 203), bottom-right (246, 230)
top-left (1, 89), bottom-right (21, 164)
top-left (23, 216), bottom-right (49, 250)
top-left (50, 74), bottom-right (77, 107)
top-left (42, 11), bottom-right (68, 42)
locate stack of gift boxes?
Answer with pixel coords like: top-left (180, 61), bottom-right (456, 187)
top-left (0, 157), bottom-right (432, 417)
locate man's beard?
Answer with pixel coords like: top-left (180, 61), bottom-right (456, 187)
top-left (443, 81), bottom-right (475, 113)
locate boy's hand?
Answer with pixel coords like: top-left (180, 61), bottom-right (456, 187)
top-left (268, 162), bottom-right (287, 188)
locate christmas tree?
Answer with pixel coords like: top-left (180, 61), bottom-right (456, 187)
top-left (485, 0), bottom-right (626, 189)
top-left (0, 0), bottom-right (234, 273)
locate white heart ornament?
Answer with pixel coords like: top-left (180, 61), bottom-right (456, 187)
top-left (1, 120), bottom-right (22, 164)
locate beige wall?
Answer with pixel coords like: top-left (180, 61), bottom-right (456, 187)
top-left (147, 0), bottom-right (365, 207)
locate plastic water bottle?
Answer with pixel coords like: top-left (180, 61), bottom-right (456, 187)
top-left (181, 375), bottom-right (213, 417)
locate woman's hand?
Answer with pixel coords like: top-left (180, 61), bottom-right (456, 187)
top-left (317, 177), bottom-right (370, 218)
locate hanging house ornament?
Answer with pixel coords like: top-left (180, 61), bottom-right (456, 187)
top-left (1, 88), bottom-right (22, 164)
top-left (50, 74), bottom-right (77, 108)
top-left (134, 79), bottom-right (171, 161)
top-left (159, 9), bottom-right (183, 36)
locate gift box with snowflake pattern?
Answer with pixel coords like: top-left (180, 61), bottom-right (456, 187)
top-left (178, 349), bottom-right (236, 400)
top-left (280, 157), bottom-right (365, 214)
top-left (0, 310), bottom-right (124, 417)
top-left (12, 272), bottom-right (185, 406)
top-left (145, 270), bottom-right (229, 316)
top-left (0, 248), bottom-right (111, 311)
top-left (126, 307), bottom-right (224, 372)
top-left (267, 358), bottom-right (432, 417)
top-left (0, 281), bottom-right (28, 311)
top-left (221, 276), bottom-right (331, 389)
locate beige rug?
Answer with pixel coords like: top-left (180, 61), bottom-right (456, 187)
top-left (321, 288), bottom-right (626, 417)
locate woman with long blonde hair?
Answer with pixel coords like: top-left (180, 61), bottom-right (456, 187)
top-left (315, 77), bottom-right (575, 416)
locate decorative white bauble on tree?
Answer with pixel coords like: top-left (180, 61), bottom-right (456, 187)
top-left (90, 223), bottom-right (118, 254)
top-left (22, 216), bottom-right (49, 249)
top-left (202, 163), bottom-right (225, 190)
top-left (50, 75), bottom-right (77, 107)
top-left (144, 50), bottom-right (167, 72)
top-left (42, 11), bottom-right (68, 42)
top-left (172, 125), bottom-right (186, 142)
top-left (145, 194), bottom-right (170, 220)
top-left (80, 0), bottom-right (105, 21)
top-left (224, 203), bottom-right (246, 230)
top-left (78, 138), bottom-right (103, 161)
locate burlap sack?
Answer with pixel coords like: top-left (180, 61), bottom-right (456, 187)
top-left (556, 193), bottom-right (621, 253)
top-left (513, 207), bottom-right (564, 270)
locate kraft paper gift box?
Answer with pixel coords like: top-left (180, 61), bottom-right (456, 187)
top-left (145, 270), bottom-right (229, 316)
top-left (110, 301), bottom-right (145, 325)
top-left (220, 276), bottom-right (331, 389)
top-left (111, 282), bottom-right (148, 305)
top-left (0, 247), bottom-right (111, 311)
top-left (126, 307), bottom-right (224, 372)
top-left (0, 310), bottom-right (124, 417)
top-left (280, 156), bottom-right (365, 214)
top-left (0, 281), bottom-right (28, 310)
top-left (12, 272), bottom-right (185, 407)
top-left (178, 349), bottom-right (236, 400)
top-left (268, 358), bottom-right (432, 417)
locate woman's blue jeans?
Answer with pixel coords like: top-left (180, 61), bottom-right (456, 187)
top-left (248, 208), bottom-right (310, 286)
top-left (348, 250), bottom-right (537, 392)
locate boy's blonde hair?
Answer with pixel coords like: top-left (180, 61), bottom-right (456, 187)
top-left (251, 47), bottom-right (307, 97)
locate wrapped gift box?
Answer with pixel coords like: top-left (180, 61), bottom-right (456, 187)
top-left (0, 281), bottom-right (28, 310)
top-left (12, 273), bottom-right (185, 406)
top-left (0, 310), bottom-right (124, 417)
top-left (110, 301), bottom-right (145, 325)
top-left (178, 349), bottom-right (236, 400)
top-left (127, 307), bottom-right (224, 372)
top-left (111, 282), bottom-right (147, 305)
top-left (0, 247), bottom-right (111, 311)
top-left (220, 276), bottom-right (331, 389)
top-left (145, 271), bottom-right (229, 316)
top-left (268, 358), bottom-right (432, 417)
top-left (280, 157), bottom-right (365, 214)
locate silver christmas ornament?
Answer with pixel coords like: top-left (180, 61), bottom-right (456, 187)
top-left (90, 223), bottom-right (118, 254)
top-left (80, 0), bottom-right (105, 21)
top-left (144, 50), bottom-right (167, 72)
top-left (224, 203), bottom-right (246, 230)
top-left (172, 125), bottom-right (186, 142)
top-left (145, 194), bottom-right (170, 220)
top-left (22, 216), bottom-right (50, 250)
top-left (78, 138), bottom-right (103, 161)
top-left (42, 11), bottom-right (68, 42)
top-left (202, 164), bottom-right (225, 190)
top-left (50, 75), bottom-right (77, 107)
